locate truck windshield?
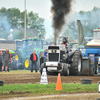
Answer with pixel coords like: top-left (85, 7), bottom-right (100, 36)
top-left (23, 40), bottom-right (42, 49)
top-left (29, 40), bottom-right (42, 48)
top-left (94, 32), bottom-right (100, 39)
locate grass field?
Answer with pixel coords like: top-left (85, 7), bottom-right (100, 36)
top-left (0, 70), bottom-right (39, 74)
top-left (0, 70), bottom-right (99, 98)
top-left (0, 83), bottom-right (98, 95)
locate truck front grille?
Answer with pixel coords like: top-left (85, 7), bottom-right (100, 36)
top-left (49, 53), bottom-right (59, 61)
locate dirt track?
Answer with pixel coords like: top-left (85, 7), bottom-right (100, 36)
top-left (0, 72), bottom-right (100, 84)
top-left (0, 71), bottom-right (100, 100)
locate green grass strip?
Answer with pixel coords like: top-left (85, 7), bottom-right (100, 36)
top-left (0, 83), bottom-right (98, 95)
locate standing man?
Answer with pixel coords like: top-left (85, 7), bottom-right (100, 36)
top-left (0, 51), bottom-right (3, 72)
top-left (30, 51), bottom-right (38, 72)
top-left (2, 49), bottom-right (12, 72)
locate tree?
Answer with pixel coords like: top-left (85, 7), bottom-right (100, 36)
top-left (7, 8), bottom-right (20, 28)
top-left (13, 29), bottom-right (24, 39)
top-left (0, 7), bottom-right (46, 39)
top-left (50, 35), bottom-right (54, 42)
top-left (0, 7), bottom-right (7, 16)
top-left (27, 11), bottom-right (46, 37)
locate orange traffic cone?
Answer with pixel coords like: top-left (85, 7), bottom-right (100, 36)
top-left (56, 73), bottom-right (62, 90)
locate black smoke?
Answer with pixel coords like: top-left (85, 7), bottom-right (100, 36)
top-left (51, 0), bottom-right (73, 44)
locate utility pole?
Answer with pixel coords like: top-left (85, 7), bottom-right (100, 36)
top-left (24, 0), bottom-right (26, 37)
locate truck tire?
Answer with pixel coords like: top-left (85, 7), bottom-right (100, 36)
top-left (90, 66), bottom-right (94, 76)
top-left (70, 50), bottom-right (83, 75)
top-left (95, 59), bottom-right (98, 74)
top-left (7, 66), bottom-right (10, 72)
top-left (40, 63), bottom-right (45, 74)
top-left (15, 50), bottom-right (22, 63)
top-left (8, 62), bottom-right (13, 71)
top-left (40, 57), bottom-right (44, 67)
top-left (24, 57), bottom-right (31, 70)
top-left (63, 64), bottom-right (69, 76)
top-left (15, 50), bottom-right (22, 69)
top-left (89, 59), bottom-right (94, 76)
top-left (12, 60), bottom-right (18, 70)
top-left (90, 65), bottom-right (94, 76)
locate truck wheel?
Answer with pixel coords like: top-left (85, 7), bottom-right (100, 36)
top-left (15, 51), bottom-right (22, 63)
top-left (40, 57), bottom-right (44, 67)
top-left (15, 51), bottom-right (22, 69)
top-left (24, 57), bottom-right (31, 70)
top-left (89, 65), bottom-right (94, 76)
top-left (15, 50), bottom-right (25, 69)
top-left (40, 63), bottom-right (45, 74)
top-left (95, 59), bottom-right (98, 74)
top-left (12, 60), bottom-right (18, 70)
top-left (7, 66), bottom-right (10, 72)
top-left (63, 64), bottom-right (69, 76)
top-left (70, 50), bottom-right (83, 75)
top-left (90, 66), bottom-right (94, 76)
top-left (8, 62), bottom-right (13, 71)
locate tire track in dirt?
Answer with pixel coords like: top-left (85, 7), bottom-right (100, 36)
top-left (0, 73), bottom-right (100, 84)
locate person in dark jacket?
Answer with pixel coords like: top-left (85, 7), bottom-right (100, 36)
top-left (2, 49), bottom-right (12, 72)
top-left (0, 51), bottom-right (3, 72)
top-left (30, 51), bottom-right (38, 72)
top-left (62, 37), bottom-right (68, 48)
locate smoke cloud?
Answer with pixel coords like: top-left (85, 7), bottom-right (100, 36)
top-left (0, 15), bottom-right (11, 32)
top-left (51, 0), bottom-right (73, 44)
top-left (0, 15), bottom-right (11, 39)
top-left (63, 7), bottom-right (100, 40)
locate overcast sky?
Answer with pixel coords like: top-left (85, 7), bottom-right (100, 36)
top-left (0, 0), bottom-right (100, 38)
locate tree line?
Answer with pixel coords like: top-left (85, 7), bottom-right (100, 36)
top-left (0, 7), bottom-right (46, 39)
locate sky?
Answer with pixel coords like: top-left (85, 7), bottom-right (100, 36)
top-left (0, 0), bottom-right (100, 39)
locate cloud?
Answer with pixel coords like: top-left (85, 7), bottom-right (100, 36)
top-left (0, 0), bottom-right (24, 11)
top-left (73, 0), bottom-right (100, 12)
top-left (44, 19), bottom-right (53, 38)
top-left (0, 0), bottom-right (52, 20)
top-left (26, 0), bottom-right (52, 20)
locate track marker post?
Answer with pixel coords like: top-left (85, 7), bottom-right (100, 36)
top-left (56, 73), bottom-right (62, 90)
top-left (40, 68), bottom-right (48, 84)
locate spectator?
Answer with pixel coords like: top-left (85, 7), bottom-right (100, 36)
top-left (2, 49), bottom-right (12, 72)
top-left (0, 51), bottom-right (3, 72)
top-left (30, 51), bottom-right (38, 72)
